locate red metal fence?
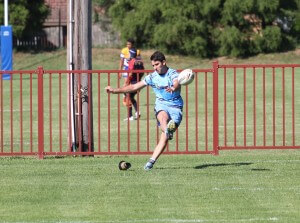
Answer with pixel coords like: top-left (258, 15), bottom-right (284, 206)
top-left (0, 62), bottom-right (299, 158)
top-left (217, 63), bottom-right (300, 151)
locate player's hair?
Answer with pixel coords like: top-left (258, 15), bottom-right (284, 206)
top-left (150, 51), bottom-right (166, 62)
top-left (127, 38), bottom-right (135, 44)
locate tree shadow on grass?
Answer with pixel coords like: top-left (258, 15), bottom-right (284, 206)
top-left (17, 49), bottom-right (65, 70)
top-left (250, 168), bottom-right (271, 171)
top-left (194, 162), bottom-right (253, 169)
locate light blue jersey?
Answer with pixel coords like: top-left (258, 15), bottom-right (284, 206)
top-left (143, 68), bottom-right (183, 125)
top-left (143, 68), bottom-right (183, 108)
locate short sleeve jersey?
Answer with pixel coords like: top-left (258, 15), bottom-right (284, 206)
top-left (143, 68), bottom-right (183, 107)
top-left (120, 47), bottom-right (141, 70)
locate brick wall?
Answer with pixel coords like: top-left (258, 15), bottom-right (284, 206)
top-left (44, 0), bottom-right (67, 26)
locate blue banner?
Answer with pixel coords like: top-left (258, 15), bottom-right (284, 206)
top-left (1, 25), bottom-right (13, 80)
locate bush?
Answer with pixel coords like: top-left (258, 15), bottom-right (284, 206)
top-left (258, 26), bottom-right (282, 53)
top-left (218, 26), bottom-right (249, 57)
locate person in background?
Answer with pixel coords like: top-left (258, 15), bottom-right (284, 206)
top-left (123, 48), bottom-right (144, 121)
top-left (119, 38), bottom-right (141, 86)
top-left (106, 51), bottom-right (183, 170)
top-left (119, 38), bottom-right (142, 119)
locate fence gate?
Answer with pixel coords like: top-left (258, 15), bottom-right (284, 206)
top-left (0, 62), bottom-right (299, 158)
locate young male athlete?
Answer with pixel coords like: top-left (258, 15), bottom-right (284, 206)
top-left (106, 51), bottom-right (183, 170)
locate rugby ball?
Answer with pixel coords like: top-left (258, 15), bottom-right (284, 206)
top-left (118, 160), bottom-right (131, 170)
top-left (178, 69), bottom-right (195, 86)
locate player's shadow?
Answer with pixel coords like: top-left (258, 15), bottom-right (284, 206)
top-left (194, 162), bottom-right (253, 169)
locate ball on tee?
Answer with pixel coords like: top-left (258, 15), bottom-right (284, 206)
top-left (178, 69), bottom-right (195, 86)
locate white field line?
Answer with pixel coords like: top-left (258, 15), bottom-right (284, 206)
top-left (254, 159), bottom-right (300, 163)
top-left (212, 187), bottom-right (299, 191)
top-left (1, 109), bottom-right (32, 112)
top-left (218, 124), bottom-right (300, 128)
top-left (2, 128), bottom-right (300, 134)
top-left (0, 109), bottom-right (58, 112)
top-left (7, 217), bottom-right (280, 223)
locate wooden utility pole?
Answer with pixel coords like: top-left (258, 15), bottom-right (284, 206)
top-left (72, 0), bottom-right (94, 152)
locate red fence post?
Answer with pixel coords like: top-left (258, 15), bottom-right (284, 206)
top-left (213, 61), bottom-right (219, 155)
top-left (37, 66), bottom-right (44, 159)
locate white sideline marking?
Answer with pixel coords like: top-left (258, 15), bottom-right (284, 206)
top-left (10, 217), bottom-right (279, 223)
top-left (255, 159), bottom-right (300, 163)
top-left (212, 187), bottom-right (299, 191)
top-left (218, 124), bottom-right (300, 128)
top-left (1, 109), bottom-right (58, 112)
top-left (1, 109), bottom-right (34, 112)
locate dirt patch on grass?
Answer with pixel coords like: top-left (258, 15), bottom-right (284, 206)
top-left (294, 48), bottom-right (300, 56)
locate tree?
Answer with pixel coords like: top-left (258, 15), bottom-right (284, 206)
top-left (219, 0), bottom-right (298, 56)
top-left (108, 0), bottom-right (216, 57)
top-left (0, 0), bottom-right (50, 38)
top-left (108, 0), bottom-right (300, 57)
top-left (293, 0), bottom-right (300, 42)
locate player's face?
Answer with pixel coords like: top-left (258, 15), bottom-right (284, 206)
top-left (151, 60), bottom-right (166, 74)
top-left (126, 42), bottom-right (133, 49)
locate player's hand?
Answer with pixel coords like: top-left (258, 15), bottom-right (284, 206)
top-left (105, 86), bottom-right (114, 93)
top-left (165, 86), bottom-right (175, 93)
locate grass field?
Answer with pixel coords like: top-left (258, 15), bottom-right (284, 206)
top-left (0, 48), bottom-right (299, 222)
top-left (0, 150), bottom-right (299, 223)
top-left (12, 47), bottom-right (300, 71)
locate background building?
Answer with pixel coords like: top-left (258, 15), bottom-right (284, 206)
top-left (44, 0), bottom-right (67, 48)
top-left (43, 0), bottom-right (120, 49)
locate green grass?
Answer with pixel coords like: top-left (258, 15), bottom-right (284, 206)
top-left (0, 150), bottom-right (299, 222)
top-left (12, 47), bottom-right (300, 71)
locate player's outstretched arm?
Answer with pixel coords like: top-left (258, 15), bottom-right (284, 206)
top-left (105, 80), bottom-right (146, 94)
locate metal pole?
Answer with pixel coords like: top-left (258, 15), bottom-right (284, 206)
top-left (37, 67), bottom-right (45, 159)
top-left (69, 0), bottom-right (73, 71)
top-left (212, 61), bottom-right (219, 155)
top-left (69, 0), bottom-right (76, 152)
top-left (4, 0), bottom-right (8, 26)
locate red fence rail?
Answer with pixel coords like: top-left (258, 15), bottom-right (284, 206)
top-left (0, 62), bottom-right (299, 158)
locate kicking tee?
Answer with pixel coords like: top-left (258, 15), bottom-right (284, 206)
top-left (143, 68), bottom-right (183, 108)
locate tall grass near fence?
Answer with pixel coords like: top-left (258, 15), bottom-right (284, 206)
top-left (217, 66), bottom-right (300, 148)
top-left (1, 49), bottom-right (300, 154)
